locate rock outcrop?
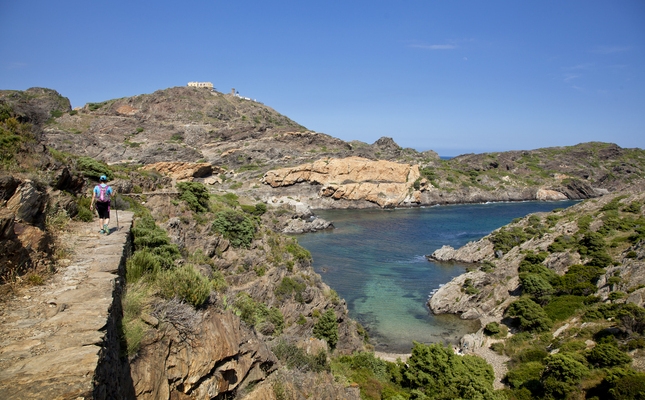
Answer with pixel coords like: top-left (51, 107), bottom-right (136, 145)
top-left (262, 156), bottom-right (423, 208)
top-left (130, 306), bottom-right (277, 399)
top-left (140, 161), bottom-right (221, 181)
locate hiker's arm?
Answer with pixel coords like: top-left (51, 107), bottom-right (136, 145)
top-left (90, 191), bottom-right (96, 209)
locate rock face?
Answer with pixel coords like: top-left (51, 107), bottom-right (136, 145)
top-left (130, 307), bottom-right (277, 399)
top-left (140, 161), bottom-right (220, 181)
top-left (262, 157), bottom-right (423, 208)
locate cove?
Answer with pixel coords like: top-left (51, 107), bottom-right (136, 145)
top-left (296, 200), bottom-right (579, 353)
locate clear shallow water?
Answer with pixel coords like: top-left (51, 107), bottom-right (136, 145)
top-left (296, 201), bottom-right (578, 353)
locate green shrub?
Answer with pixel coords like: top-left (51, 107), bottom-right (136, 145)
top-left (121, 283), bottom-right (150, 357)
top-left (548, 235), bottom-right (577, 253)
top-left (285, 241), bottom-right (312, 262)
top-left (542, 352), bottom-right (589, 385)
top-left (623, 201), bottom-right (642, 214)
top-left (596, 368), bottom-right (645, 399)
top-left (75, 197), bottom-right (94, 222)
top-left (587, 342), bottom-right (632, 368)
top-left (232, 293), bottom-right (284, 335)
top-left (490, 342), bottom-right (505, 355)
top-left (126, 249), bottom-right (161, 283)
top-left (557, 264), bottom-right (604, 296)
top-left (157, 265), bottom-right (211, 307)
top-left (600, 195), bottom-right (628, 212)
top-left (77, 156), bottom-right (112, 180)
top-left (520, 273), bottom-right (554, 298)
top-left (337, 351), bottom-right (390, 380)
top-left (490, 226), bottom-right (529, 254)
top-left (131, 216), bottom-right (180, 267)
top-left (212, 209), bottom-right (256, 248)
top-left (506, 297), bottom-right (553, 332)
top-left (313, 309), bottom-right (339, 349)
top-left (210, 271), bottom-right (228, 292)
top-left (272, 340), bottom-right (328, 372)
top-left (275, 276), bottom-right (307, 303)
top-left (484, 322), bottom-right (501, 336)
top-left (505, 361), bottom-right (544, 390)
top-left (543, 295), bottom-right (587, 321)
top-left (213, 192), bottom-right (239, 208)
top-left (177, 181), bottom-right (210, 213)
top-left (401, 342), bottom-right (500, 400)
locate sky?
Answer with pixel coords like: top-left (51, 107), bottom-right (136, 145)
top-left (1, 1), bottom-right (644, 156)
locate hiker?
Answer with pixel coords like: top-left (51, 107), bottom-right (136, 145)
top-left (90, 175), bottom-right (114, 234)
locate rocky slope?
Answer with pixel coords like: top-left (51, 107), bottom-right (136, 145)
top-left (428, 183), bottom-right (645, 320)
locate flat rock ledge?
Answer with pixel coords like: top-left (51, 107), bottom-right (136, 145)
top-left (0, 212), bottom-right (134, 400)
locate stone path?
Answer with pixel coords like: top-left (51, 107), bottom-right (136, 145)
top-left (0, 212), bottom-right (133, 400)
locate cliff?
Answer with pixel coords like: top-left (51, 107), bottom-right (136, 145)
top-left (262, 156), bottom-right (423, 208)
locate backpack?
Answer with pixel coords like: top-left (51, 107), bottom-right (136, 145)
top-left (98, 184), bottom-right (111, 203)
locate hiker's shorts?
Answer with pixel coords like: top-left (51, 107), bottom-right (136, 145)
top-left (95, 201), bottom-right (110, 219)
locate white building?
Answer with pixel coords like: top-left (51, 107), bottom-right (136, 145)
top-left (188, 82), bottom-right (214, 89)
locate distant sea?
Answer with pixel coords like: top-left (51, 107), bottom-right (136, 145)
top-left (296, 200), bottom-right (579, 353)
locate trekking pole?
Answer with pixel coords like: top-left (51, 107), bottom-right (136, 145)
top-left (114, 197), bottom-right (119, 231)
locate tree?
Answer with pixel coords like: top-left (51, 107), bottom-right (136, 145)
top-left (401, 342), bottom-right (504, 400)
top-left (313, 309), bottom-right (338, 349)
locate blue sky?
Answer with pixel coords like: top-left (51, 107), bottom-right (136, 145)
top-left (1, 1), bottom-right (643, 156)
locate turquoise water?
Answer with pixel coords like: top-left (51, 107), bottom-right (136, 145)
top-left (296, 201), bottom-right (578, 353)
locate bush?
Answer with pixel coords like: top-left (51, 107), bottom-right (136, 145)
top-left (548, 235), bottom-right (576, 253)
top-left (557, 264), bottom-right (604, 296)
top-left (313, 309), bottom-right (339, 349)
top-left (505, 361), bottom-right (544, 390)
top-left (401, 342), bottom-right (501, 400)
top-left (177, 181), bottom-right (210, 213)
top-left (586, 342), bottom-right (632, 368)
top-left (241, 202), bottom-right (267, 216)
top-left (126, 249), bottom-right (161, 283)
top-left (490, 226), bottom-right (529, 254)
top-left (212, 209), bottom-right (255, 248)
top-left (285, 241), bottom-right (312, 262)
top-left (131, 215), bottom-right (180, 267)
top-left (484, 322), bottom-right (501, 336)
top-left (157, 265), bottom-right (211, 307)
top-left (505, 297), bottom-right (553, 332)
top-left (272, 340), bottom-right (328, 372)
top-left (543, 295), bottom-right (586, 321)
top-left (77, 156), bottom-right (112, 180)
top-left (232, 293), bottom-right (284, 335)
top-left (596, 368), bottom-right (645, 400)
top-left (520, 273), bottom-right (554, 299)
top-left (541, 353), bottom-right (589, 399)
top-left (275, 276), bottom-right (307, 303)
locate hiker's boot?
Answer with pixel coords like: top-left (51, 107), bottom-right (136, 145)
top-left (103, 224), bottom-right (109, 234)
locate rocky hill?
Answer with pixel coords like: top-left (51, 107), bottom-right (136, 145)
top-left (6, 86), bottom-right (645, 211)
top-left (427, 180), bottom-right (645, 398)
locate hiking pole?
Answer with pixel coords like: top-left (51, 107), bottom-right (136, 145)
top-left (114, 197), bottom-right (119, 231)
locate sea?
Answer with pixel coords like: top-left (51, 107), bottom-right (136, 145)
top-left (295, 200), bottom-right (579, 353)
